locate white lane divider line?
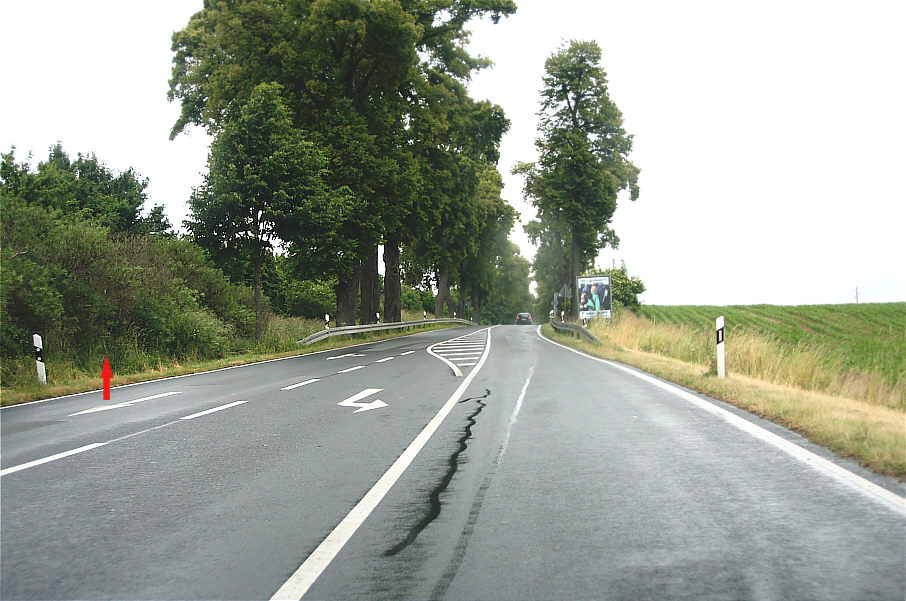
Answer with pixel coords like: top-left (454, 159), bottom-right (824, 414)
top-left (271, 325), bottom-right (497, 600)
top-left (281, 379), bottom-right (321, 391)
top-left (400, 351), bottom-right (415, 356)
top-left (537, 326), bottom-right (906, 516)
top-left (375, 357), bottom-right (394, 363)
top-left (180, 401), bottom-right (248, 421)
top-left (337, 389), bottom-right (388, 413)
top-left (68, 391), bottom-right (181, 416)
top-left (326, 353), bottom-right (365, 361)
top-left (337, 365), bottom-right (365, 374)
top-left (0, 443), bottom-right (107, 477)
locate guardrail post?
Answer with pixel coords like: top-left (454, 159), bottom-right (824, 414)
top-left (716, 316), bottom-right (726, 378)
top-left (33, 333), bottom-right (47, 384)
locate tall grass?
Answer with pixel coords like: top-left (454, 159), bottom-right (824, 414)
top-left (589, 311), bottom-right (905, 410)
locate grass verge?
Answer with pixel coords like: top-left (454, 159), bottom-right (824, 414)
top-left (542, 323), bottom-right (906, 480)
top-left (0, 318), bottom-right (459, 407)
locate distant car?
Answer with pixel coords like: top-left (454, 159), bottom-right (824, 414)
top-left (515, 312), bottom-right (533, 325)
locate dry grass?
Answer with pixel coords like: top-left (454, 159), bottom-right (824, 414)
top-left (589, 311), bottom-right (904, 410)
top-left (545, 321), bottom-right (906, 479)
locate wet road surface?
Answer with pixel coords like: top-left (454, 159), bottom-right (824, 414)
top-left (2, 325), bottom-right (904, 600)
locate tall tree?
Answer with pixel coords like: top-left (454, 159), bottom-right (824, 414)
top-left (517, 40), bottom-right (639, 318)
top-left (187, 82), bottom-right (334, 340)
top-left (168, 0), bottom-right (516, 325)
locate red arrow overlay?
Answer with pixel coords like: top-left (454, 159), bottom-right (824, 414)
top-left (102, 357), bottom-right (112, 400)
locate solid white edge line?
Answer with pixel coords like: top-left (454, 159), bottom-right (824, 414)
top-left (536, 325), bottom-right (906, 515)
top-left (281, 379), bottom-right (321, 391)
top-left (180, 401), bottom-right (248, 421)
top-left (0, 443), bottom-right (107, 477)
top-left (271, 325), bottom-right (498, 600)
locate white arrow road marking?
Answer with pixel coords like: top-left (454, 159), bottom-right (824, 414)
top-left (337, 389), bottom-right (388, 413)
top-left (69, 392), bottom-right (181, 416)
top-left (281, 378), bottom-right (321, 391)
top-left (326, 353), bottom-right (365, 361)
top-left (180, 401), bottom-right (248, 420)
top-left (0, 443), bottom-right (107, 477)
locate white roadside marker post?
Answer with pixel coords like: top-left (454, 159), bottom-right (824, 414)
top-left (716, 316), bottom-right (726, 378)
top-left (325, 314), bottom-right (330, 330)
top-left (33, 334), bottom-right (47, 384)
top-left (376, 312), bottom-right (380, 324)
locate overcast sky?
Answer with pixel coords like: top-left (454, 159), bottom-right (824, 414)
top-left (3, 1), bottom-right (903, 306)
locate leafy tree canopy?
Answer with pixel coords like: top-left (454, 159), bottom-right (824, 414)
top-left (1, 145), bottom-right (171, 236)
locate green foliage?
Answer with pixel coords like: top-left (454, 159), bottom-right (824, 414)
top-left (401, 284), bottom-right (435, 314)
top-left (187, 82), bottom-right (349, 338)
top-left (280, 279), bottom-right (336, 319)
top-left (599, 261), bottom-right (646, 309)
top-left (168, 0), bottom-right (520, 325)
top-left (2, 146), bottom-right (171, 236)
top-left (1, 150), bottom-right (260, 388)
top-left (479, 240), bottom-right (533, 324)
top-left (636, 303), bottom-right (906, 388)
top-left (518, 40), bottom-right (639, 317)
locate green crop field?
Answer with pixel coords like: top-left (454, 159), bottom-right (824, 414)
top-left (636, 303), bottom-right (905, 390)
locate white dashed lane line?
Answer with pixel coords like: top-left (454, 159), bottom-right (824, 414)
top-left (281, 379), bottom-right (321, 391)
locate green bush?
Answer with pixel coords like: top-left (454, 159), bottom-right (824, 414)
top-left (282, 278), bottom-right (335, 318)
top-left (401, 284), bottom-right (434, 314)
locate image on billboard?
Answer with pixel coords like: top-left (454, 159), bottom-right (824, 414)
top-left (577, 274), bottom-right (612, 319)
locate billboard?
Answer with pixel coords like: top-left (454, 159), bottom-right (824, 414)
top-left (577, 274), bottom-right (612, 319)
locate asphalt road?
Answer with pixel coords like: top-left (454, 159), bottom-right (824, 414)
top-left (1, 325), bottom-right (904, 600)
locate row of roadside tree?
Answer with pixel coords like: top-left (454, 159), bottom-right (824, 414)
top-left (168, 0), bottom-right (532, 334)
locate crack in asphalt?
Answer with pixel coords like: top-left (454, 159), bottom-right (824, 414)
top-left (383, 389), bottom-right (492, 557)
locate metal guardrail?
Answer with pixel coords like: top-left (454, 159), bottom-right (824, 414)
top-left (550, 320), bottom-right (602, 344)
top-left (297, 318), bottom-right (476, 345)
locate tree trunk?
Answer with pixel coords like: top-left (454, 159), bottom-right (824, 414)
top-left (360, 244), bottom-right (379, 324)
top-left (253, 248), bottom-right (264, 342)
top-left (569, 235), bottom-right (582, 319)
top-left (383, 234), bottom-right (402, 323)
top-left (435, 265), bottom-right (449, 318)
top-left (335, 271), bottom-right (358, 326)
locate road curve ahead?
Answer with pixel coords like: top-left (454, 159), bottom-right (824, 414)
top-left (1, 325), bottom-right (904, 600)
